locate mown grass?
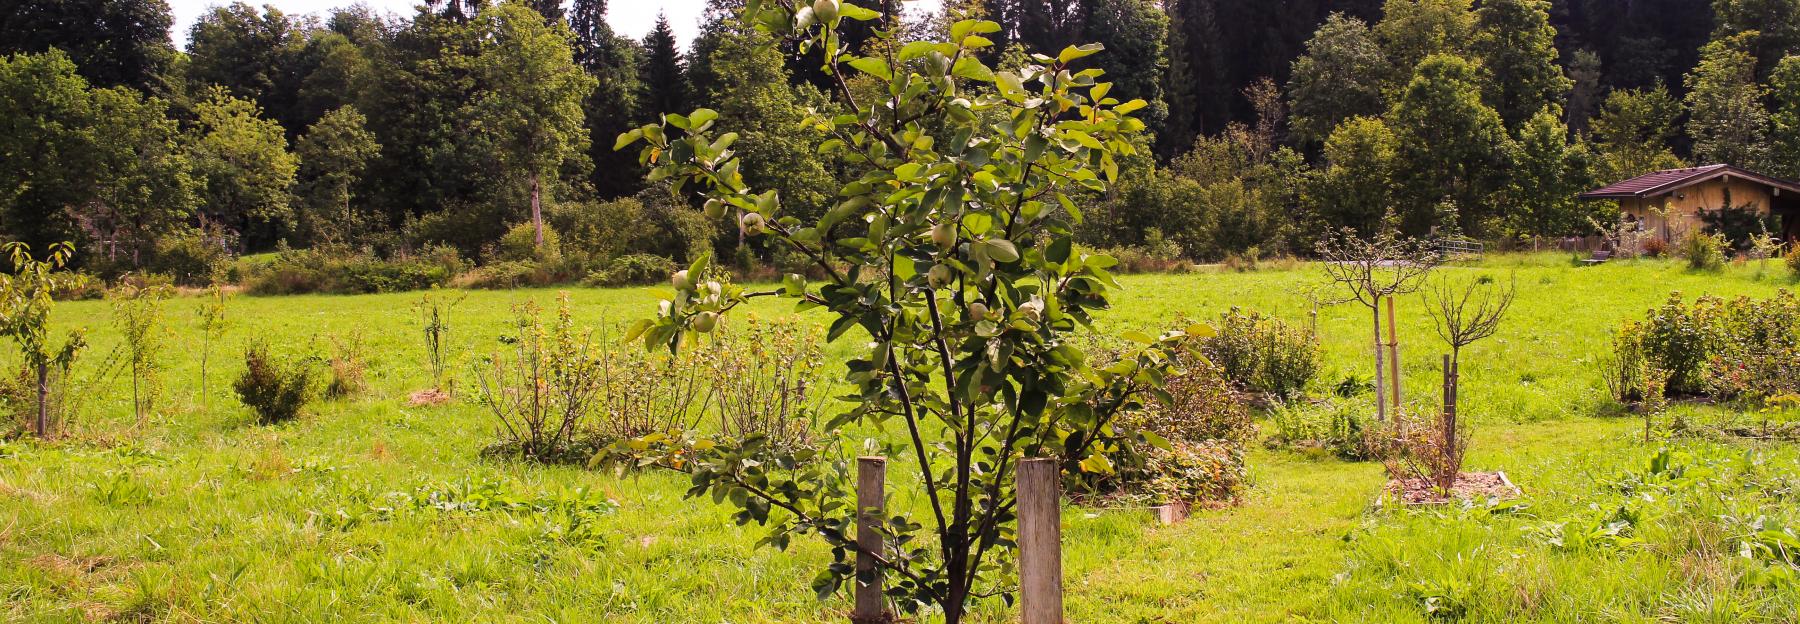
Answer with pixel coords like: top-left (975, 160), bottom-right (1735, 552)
top-left (3, 252), bottom-right (1798, 622)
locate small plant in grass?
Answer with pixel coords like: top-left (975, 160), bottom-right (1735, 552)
top-left (110, 275), bottom-right (174, 424)
top-left (473, 295), bottom-right (606, 462)
top-left (0, 242), bottom-right (88, 438)
top-left (194, 282), bottom-right (229, 413)
top-left (234, 343), bottom-right (320, 424)
top-left (323, 333), bottom-right (368, 399)
top-left (1679, 231), bottom-right (1727, 271)
top-left (414, 291), bottom-right (466, 393)
top-left (616, 4), bottom-right (1175, 617)
top-left (1787, 246), bottom-right (1800, 280)
top-left (1073, 349), bottom-right (1254, 506)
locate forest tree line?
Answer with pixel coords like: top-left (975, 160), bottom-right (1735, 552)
top-left (3, 0), bottom-right (1800, 284)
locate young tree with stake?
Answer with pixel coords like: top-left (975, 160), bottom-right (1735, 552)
top-left (617, 2), bottom-right (1188, 620)
top-left (1316, 227), bottom-right (1439, 420)
top-left (1420, 275), bottom-right (1513, 491)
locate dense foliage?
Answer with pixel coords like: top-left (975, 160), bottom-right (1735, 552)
top-left (6, 0), bottom-right (1800, 292)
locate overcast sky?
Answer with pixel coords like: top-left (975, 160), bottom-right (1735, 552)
top-left (167, 0), bottom-right (942, 48)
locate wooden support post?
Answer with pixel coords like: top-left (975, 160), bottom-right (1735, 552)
top-left (1018, 458), bottom-right (1063, 624)
top-left (1372, 298), bottom-right (1387, 421)
top-left (1153, 500), bottom-right (1189, 525)
top-left (853, 457), bottom-right (889, 624)
top-left (1387, 296), bottom-right (1402, 412)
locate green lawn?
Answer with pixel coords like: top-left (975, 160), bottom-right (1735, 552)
top-left (4, 253), bottom-right (1799, 622)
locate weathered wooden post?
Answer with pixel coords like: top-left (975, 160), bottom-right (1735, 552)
top-left (1387, 296), bottom-right (1402, 411)
top-left (1018, 457), bottom-right (1063, 624)
top-left (1372, 297), bottom-right (1388, 421)
top-left (853, 456), bottom-right (889, 623)
top-left (1442, 354), bottom-right (1457, 462)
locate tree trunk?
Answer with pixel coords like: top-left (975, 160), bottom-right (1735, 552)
top-left (35, 361), bottom-right (49, 438)
top-left (1372, 299), bottom-right (1387, 421)
top-left (530, 173), bottom-right (544, 247)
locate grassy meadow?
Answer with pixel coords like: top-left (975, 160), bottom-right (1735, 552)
top-left (5, 252), bottom-right (1800, 622)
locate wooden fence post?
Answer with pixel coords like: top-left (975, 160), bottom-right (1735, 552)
top-left (1018, 457), bottom-right (1063, 624)
top-left (853, 457), bottom-right (889, 623)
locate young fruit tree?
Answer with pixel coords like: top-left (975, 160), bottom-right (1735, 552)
top-left (0, 243), bottom-right (88, 437)
top-left (1419, 275), bottom-right (1513, 490)
top-left (1315, 227), bottom-right (1440, 420)
top-left (616, 4), bottom-right (1188, 621)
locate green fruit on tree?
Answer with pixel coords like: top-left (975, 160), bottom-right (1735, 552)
top-left (812, 0), bottom-right (838, 22)
top-left (703, 199), bottom-right (727, 219)
top-left (692, 311), bottom-right (719, 332)
top-left (740, 212), bottom-right (766, 235)
top-left (931, 222), bottom-right (956, 248)
top-left (967, 301), bottom-right (988, 321)
top-left (671, 270), bottom-right (692, 290)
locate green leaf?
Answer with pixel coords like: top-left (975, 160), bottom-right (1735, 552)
top-left (952, 57), bottom-right (994, 82)
top-left (838, 2), bottom-right (880, 20)
top-left (613, 128), bottom-right (643, 151)
top-left (688, 108), bottom-right (719, 129)
top-left (1078, 454), bottom-right (1113, 474)
top-left (1121, 330), bottom-right (1155, 344)
top-left (1115, 99), bottom-right (1147, 115)
top-left (983, 239), bottom-right (1019, 263)
top-left (1056, 43), bottom-right (1103, 64)
top-left (848, 57), bottom-right (893, 80)
top-left (995, 71), bottom-right (1025, 96)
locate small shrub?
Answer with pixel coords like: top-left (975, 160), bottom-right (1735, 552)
top-left (473, 295), bottom-right (605, 462)
top-left (1071, 352), bottom-right (1254, 505)
top-left (324, 334), bottom-right (367, 399)
top-left (1369, 406), bottom-right (1468, 492)
top-left (110, 276), bottom-right (174, 422)
top-left (584, 253), bottom-right (678, 287)
top-left (1201, 307), bottom-right (1319, 400)
top-left (1609, 290), bottom-right (1800, 403)
top-left (149, 227), bottom-right (233, 286)
top-left (1679, 231), bottom-right (1726, 271)
top-left (49, 271), bottom-right (107, 300)
top-left (234, 344), bottom-right (320, 424)
top-left (703, 317), bottom-right (825, 454)
top-left (458, 259), bottom-right (554, 289)
top-left (495, 222), bottom-right (561, 263)
top-left (1787, 246), bottom-right (1800, 280)
top-left (1264, 398), bottom-right (1377, 460)
top-left (1640, 236), bottom-right (1668, 258)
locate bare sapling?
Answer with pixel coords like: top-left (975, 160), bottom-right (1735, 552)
top-left (415, 291), bottom-right (467, 395)
top-left (1418, 275), bottom-right (1514, 491)
top-left (112, 277), bottom-right (174, 425)
top-left (195, 283), bottom-right (229, 414)
top-left (1315, 227), bottom-right (1440, 420)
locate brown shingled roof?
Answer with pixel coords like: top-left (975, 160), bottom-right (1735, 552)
top-left (1578, 164), bottom-right (1800, 199)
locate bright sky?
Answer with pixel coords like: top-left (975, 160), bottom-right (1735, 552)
top-left (168, 0), bottom-right (942, 48)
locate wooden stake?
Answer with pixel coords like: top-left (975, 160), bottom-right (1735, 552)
top-left (853, 457), bottom-right (889, 623)
top-left (1018, 458), bottom-right (1063, 624)
top-left (1387, 296), bottom-right (1401, 411)
top-left (1372, 298), bottom-right (1387, 421)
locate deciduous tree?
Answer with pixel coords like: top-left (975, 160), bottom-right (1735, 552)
top-left (187, 86), bottom-right (298, 249)
top-left (1287, 13), bottom-right (1395, 144)
top-left (295, 106), bottom-right (379, 245)
top-left (1589, 85), bottom-right (1685, 182)
top-left (1684, 32), bottom-right (1770, 168)
top-left (1470, 0), bottom-right (1571, 128)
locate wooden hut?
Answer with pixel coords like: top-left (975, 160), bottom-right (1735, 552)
top-left (1578, 164), bottom-right (1800, 243)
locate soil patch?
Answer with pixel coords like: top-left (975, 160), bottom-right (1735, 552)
top-left (1386, 471), bottom-right (1519, 506)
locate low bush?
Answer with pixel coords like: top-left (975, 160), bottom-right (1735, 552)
top-left (494, 222), bottom-right (562, 263)
top-left (1787, 246), bottom-right (1800, 279)
top-left (243, 246), bottom-right (465, 295)
top-left (48, 271), bottom-right (106, 301)
top-left (1071, 353), bottom-right (1254, 506)
top-left (473, 295), bottom-right (605, 462)
top-left (584, 254), bottom-right (678, 287)
top-left (148, 227), bottom-right (233, 286)
top-left (1679, 231), bottom-right (1726, 271)
top-left (1608, 290), bottom-right (1800, 404)
top-left (702, 317), bottom-right (825, 454)
top-left (234, 344), bottom-right (320, 424)
top-left (458, 259), bottom-right (557, 289)
top-left (1201, 307), bottom-right (1319, 401)
top-left (1264, 398), bottom-right (1377, 460)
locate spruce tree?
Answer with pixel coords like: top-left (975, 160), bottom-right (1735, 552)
top-left (639, 12), bottom-right (687, 122)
